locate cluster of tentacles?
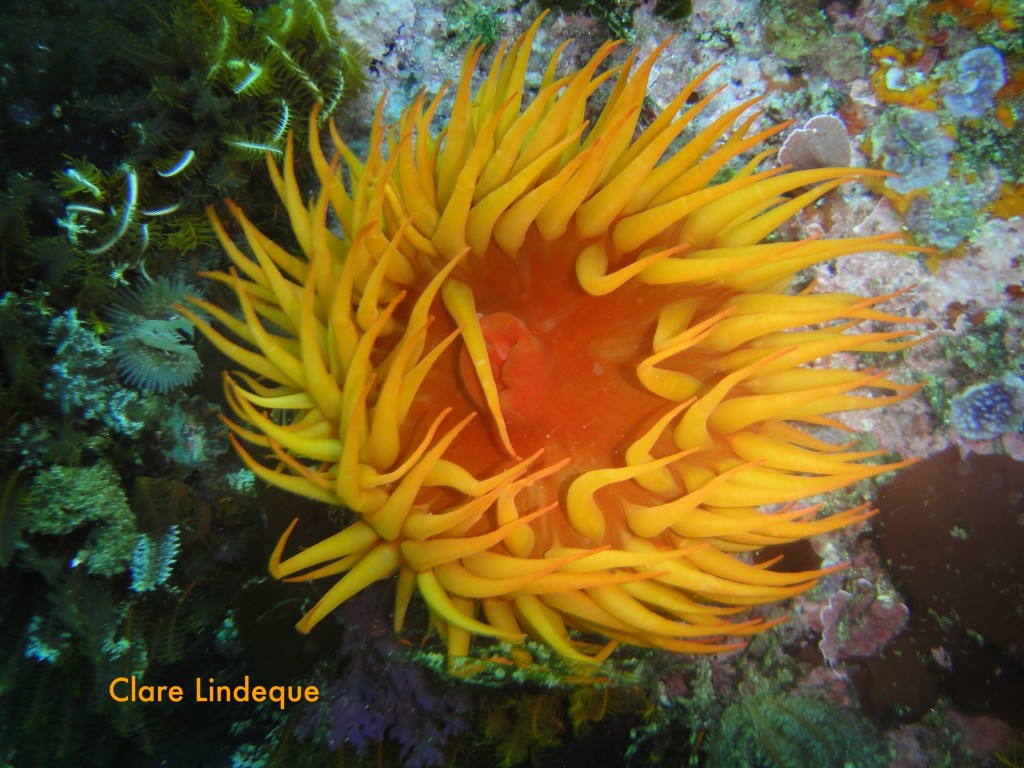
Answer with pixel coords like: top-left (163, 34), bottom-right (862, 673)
top-left (181, 14), bottom-right (922, 669)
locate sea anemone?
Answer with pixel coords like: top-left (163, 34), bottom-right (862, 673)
top-left (181, 15), bottom-right (922, 667)
top-left (108, 275), bottom-right (202, 394)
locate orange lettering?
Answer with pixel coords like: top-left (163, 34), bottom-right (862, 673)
top-left (110, 677), bottom-right (130, 702)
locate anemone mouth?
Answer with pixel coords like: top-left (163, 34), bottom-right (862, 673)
top-left (181, 13), bottom-right (924, 669)
top-left (421, 231), bottom-right (672, 476)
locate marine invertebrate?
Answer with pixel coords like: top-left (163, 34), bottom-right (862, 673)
top-left (705, 690), bottom-right (888, 768)
top-left (941, 46), bottom-right (1007, 118)
top-left (949, 372), bottom-right (1024, 440)
top-left (811, 578), bottom-right (908, 671)
top-left (44, 308), bottom-right (146, 437)
top-left (107, 276), bottom-right (201, 394)
top-left (184, 16), bottom-right (922, 666)
top-left (41, 0), bottom-right (369, 284)
top-left (869, 45), bottom-right (941, 112)
top-left (129, 525), bottom-right (181, 593)
top-left (870, 108), bottom-right (954, 195)
top-left (778, 115), bottom-right (852, 171)
top-left (295, 587), bottom-right (473, 768)
top-left (25, 462), bottom-right (137, 577)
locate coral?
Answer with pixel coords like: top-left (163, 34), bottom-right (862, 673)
top-left (941, 46), bottom-right (1007, 117)
top-left (0, 488), bottom-right (255, 767)
top-left (949, 372), bottom-right (1024, 440)
top-left (106, 276), bottom-right (201, 394)
top-left (862, 28), bottom-right (1021, 258)
top-left (43, 309), bottom-right (146, 438)
top-left (0, 3), bottom-right (317, 749)
top-left (1, 427), bottom-right (270, 767)
top-left (4, 0), bottom-right (1023, 763)
top-left (185, 14), bottom-right (924, 667)
top-left (778, 115), bottom-right (853, 171)
top-left (24, 462), bottom-right (137, 577)
top-left (870, 108), bottom-right (955, 194)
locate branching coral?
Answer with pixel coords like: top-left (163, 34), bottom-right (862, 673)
top-left (185, 15), bottom-right (923, 668)
top-left (44, 309), bottom-right (146, 437)
top-left (24, 462), bottom-right (137, 577)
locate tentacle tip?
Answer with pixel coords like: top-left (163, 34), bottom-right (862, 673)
top-left (820, 561), bottom-right (851, 576)
top-left (269, 517), bottom-right (301, 579)
top-left (859, 507), bottom-right (881, 521)
top-left (759, 614), bottom-right (789, 631)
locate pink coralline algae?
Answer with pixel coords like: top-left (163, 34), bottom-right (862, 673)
top-left (779, 115), bottom-right (853, 171)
